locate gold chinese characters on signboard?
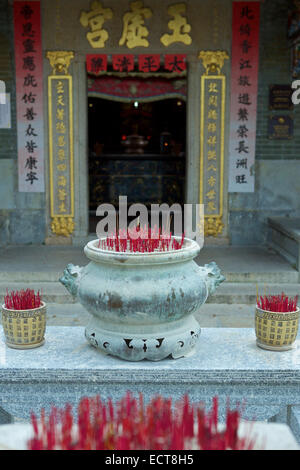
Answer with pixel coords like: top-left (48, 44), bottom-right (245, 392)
top-left (119, 1), bottom-right (152, 48)
top-left (199, 50), bottom-right (228, 237)
top-left (47, 51), bottom-right (75, 237)
top-left (80, 1), bottom-right (192, 48)
top-left (80, 1), bottom-right (113, 48)
top-left (160, 3), bottom-right (191, 46)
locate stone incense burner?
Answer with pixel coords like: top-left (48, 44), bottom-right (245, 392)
top-left (60, 237), bottom-right (225, 361)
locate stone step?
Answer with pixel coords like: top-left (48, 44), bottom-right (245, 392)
top-left (207, 282), bottom-right (300, 304)
top-left (0, 282), bottom-right (75, 304)
top-left (0, 271), bottom-right (64, 282)
top-left (0, 245), bottom-right (298, 284)
top-left (0, 269), bottom-right (298, 284)
top-left (221, 271), bottom-right (299, 283)
top-left (0, 302), bottom-right (256, 328)
top-left (196, 246), bottom-right (299, 283)
top-left (0, 281), bottom-right (299, 305)
top-left (0, 282), bottom-right (299, 307)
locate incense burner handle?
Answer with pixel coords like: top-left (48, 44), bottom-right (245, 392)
top-left (201, 262), bottom-right (225, 297)
top-left (59, 263), bottom-right (83, 298)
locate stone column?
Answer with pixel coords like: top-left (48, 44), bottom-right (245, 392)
top-left (72, 55), bottom-right (89, 243)
top-left (186, 56), bottom-right (201, 206)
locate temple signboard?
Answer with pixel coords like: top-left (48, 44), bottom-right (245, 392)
top-left (268, 115), bottom-right (294, 140)
top-left (269, 85), bottom-right (293, 110)
top-left (80, 1), bottom-right (192, 48)
top-left (86, 54), bottom-right (186, 74)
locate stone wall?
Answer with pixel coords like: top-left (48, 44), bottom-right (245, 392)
top-left (0, 0), bottom-right (298, 246)
top-left (229, 160), bottom-right (300, 245)
top-left (42, 0), bottom-right (233, 244)
top-left (228, 0), bottom-right (300, 245)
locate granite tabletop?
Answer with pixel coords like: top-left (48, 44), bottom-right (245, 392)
top-left (0, 327), bottom-right (300, 384)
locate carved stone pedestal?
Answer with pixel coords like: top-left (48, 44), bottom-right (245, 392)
top-left (85, 315), bottom-right (201, 361)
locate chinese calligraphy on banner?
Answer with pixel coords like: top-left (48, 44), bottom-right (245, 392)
top-left (112, 54), bottom-right (135, 72)
top-left (86, 54), bottom-right (108, 74)
top-left (47, 51), bottom-right (75, 237)
top-left (201, 77), bottom-right (225, 223)
top-left (199, 51), bottom-right (228, 237)
top-left (138, 54), bottom-right (160, 72)
top-left (228, 1), bottom-right (260, 193)
top-left (86, 54), bottom-right (186, 74)
top-left (14, 1), bottom-right (44, 192)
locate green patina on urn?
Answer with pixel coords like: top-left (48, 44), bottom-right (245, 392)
top-left (60, 237), bottom-right (225, 361)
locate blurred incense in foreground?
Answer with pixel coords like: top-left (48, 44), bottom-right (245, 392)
top-left (28, 393), bottom-right (257, 450)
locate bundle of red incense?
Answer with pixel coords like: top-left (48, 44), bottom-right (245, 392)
top-left (4, 288), bottom-right (42, 310)
top-left (98, 226), bottom-right (185, 253)
top-left (257, 293), bottom-right (298, 313)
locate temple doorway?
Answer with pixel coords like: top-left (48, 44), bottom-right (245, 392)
top-left (87, 75), bottom-right (187, 233)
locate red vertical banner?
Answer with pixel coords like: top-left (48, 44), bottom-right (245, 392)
top-left (14, 1), bottom-right (44, 192)
top-left (228, 2), bottom-right (260, 192)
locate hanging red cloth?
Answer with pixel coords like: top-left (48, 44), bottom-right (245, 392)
top-left (87, 76), bottom-right (186, 102)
